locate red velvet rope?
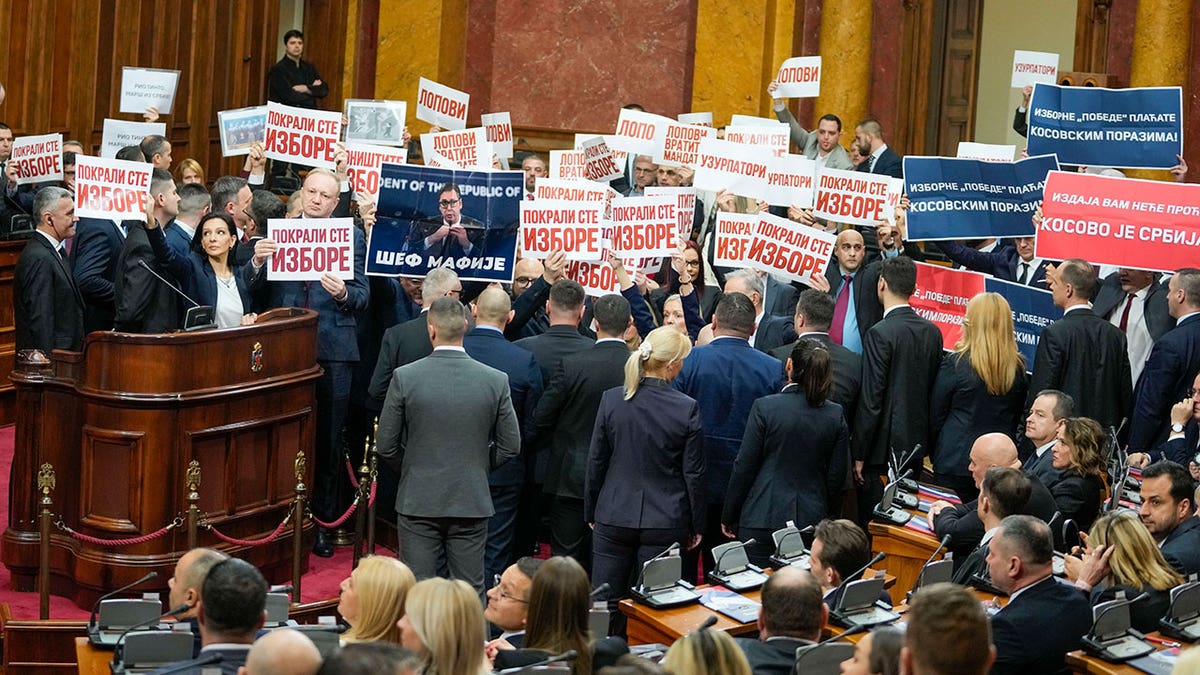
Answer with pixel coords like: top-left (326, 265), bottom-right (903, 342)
top-left (63, 524), bottom-right (174, 546)
top-left (207, 516), bottom-right (292, 547)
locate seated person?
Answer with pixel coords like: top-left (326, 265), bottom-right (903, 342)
top-left (1139, 460), bottom-right (1200, 575)
top-left (1045, 417), bottom-right (1107, 532)
top-left (809, 519), bottom-right (891, 609)
top-left (398, 578), bottom-right (490, 675)
top-left (733, 567), bottom-right (825, 675)
top-left (243, 629), bottom-right (321, 675)
top-left (1068, 510), bottom-right (1182, 634)
top-left (837, 626), bottom-right (902, 675)
top-left (315, 643), bottom-right (422, 675)
top-left (338, 556), bottom-right (416, 644)
top-left (484, 557), bottom-right (541, 645)
top-left (662, 625), bottom-right (752, 675)
top-left (952, 468), bottom-right (1032, 587)
top-left (902, 583), bottom-right (994, 675)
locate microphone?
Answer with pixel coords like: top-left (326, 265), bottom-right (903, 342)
top-left (713, 538), bottom-right (756, 574)
top-left (88, 572), bottom-right (158, 633)
top-left (137, 260), bottom-right (200, 308)
top-left (911, 535), bottom-right (951, 593)
top-left (497, 649), bottom-right (578, 674)
top-left (833, 552), bottom-right (886, 598)
top-left (696, 615), bottom-right (719, 632)
top-left (110, 603), bottom-right (190, 670)
top-left (589, 583), bottom-right (610, 599)
top-left (636, 542), bottom-right (680, 591)
top-left (773, 525), bottom-right (813, 561)
top-left (269, 584), bottom-right (294, 594)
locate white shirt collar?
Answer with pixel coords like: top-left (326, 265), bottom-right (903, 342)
top-left (883, 303), bottom-right (910, 318)
top-left (1063, 303), bottom-right (1093, 315)
top-left (871, 144), bottom-right (888, 161)
top-left (1178, 310), bottom-right (1200, 324)
top-left (596, 337), bottom-right (625, 345)
top-left (36, 230), bottom-right (62, 248)
top-left (1034, 440), bottom-right (1055, 457)
top-left (433, 345), bottom-right (466, 353)
top-left (980, 526), bottom-right (1000, 546)
top-left (1005, 574), bottom-right (1054, 605)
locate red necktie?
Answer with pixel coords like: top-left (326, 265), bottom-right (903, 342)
top-left (1118, 293), bottom-right (1135, 332)
top-left (830, 275), bottom-right (852, 344)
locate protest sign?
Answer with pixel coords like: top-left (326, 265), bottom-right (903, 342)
top-left (607, 195), bottom-right (678, 257)
top-left (1011, 50), bottom-right (1059, 88)
top-left (1026, 84), bottom-right (1183, 169)
top-left (370, 164), bottom-right (520, 282)
top-left (101, 119), bottom-right (165, 159)
top-left (217, 106), bottom-right (267, 157)
top-left (693, 137), bottom-right (772, 201)
top-left (956, 142), bottom-right (1015, 162)
top-left (416, 77), bottom-right (469, 130)
top-left (9, 133), bottom-right (62, 185)
top-left (744, 212), bottom-right (836, 285)
top-left (882, 177), bottom-right (905, 226)
top-left (519, 199), bottom-right (604, 260)
top-left (903, 153), bottom-right (1059, 240)
top-left (610, 108), bottom-right (672, 156)
top-left (419, 128), bottom-right (490, 170)
top-left (533, 177), bottom-right (615, 207)
top-left (1038, 170), bottom-right (1200, 273)
top-left (580, 136), bottom-right (623, 182)
top-left (549, 150), bottom-right (588, 180)
top-left (678, 112), bottom-right (713, 127)
top-left (645, 186), bottom-right (696, 238)
top-left (812, 167), bottom-right (893, 227)
top-left (344, 99), bottom-right (407, 146)
top-left (74, 155), bottom-right (152, 221)
top-left (652, 120), bottom-right (716, 167)
top-left (263, 101), bottom-right (342, 169)
top-left (565, 258), bottom-right (640, 297)
top-left (346, 143), bottom-right (408, 203)
top-left (729, 114), bottom-right (781, 127)
top-left (266, 218), bottom-right (355, 281)
top-left (765, 154), bottom-right (817, 207)
top-left (481, 112), bottom-right (513, 159)
top-left (724, 123), bottom-right (790, 157)
top-left (712, 212), bottom-right (758, 268)
top-left (119, 67), bottom-right (180, 114)
top-left (773, 56), bottom-right (821, 98)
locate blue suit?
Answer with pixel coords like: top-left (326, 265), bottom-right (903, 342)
top-left (72, 217), bottom-right (126, 333)
top-left (147, 226), bottom-right (257, 313)
top-left (163, 220), bottom-right (195, 262)
top-left (935, 240), bottom-right (1049, 286)
top-left (1129, 314), bottom-right (1200, 454)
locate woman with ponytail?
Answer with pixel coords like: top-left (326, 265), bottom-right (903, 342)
top-left (721, 338), bottom-right (851, 568)
top-left (586, 326), bottom-right (706, 618)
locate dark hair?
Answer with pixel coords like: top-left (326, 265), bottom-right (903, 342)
top-left (548, 279), bottom-right (586, 313)
top-left (1058, 258), bottom-right (1097, 299)
top-left (1035, 389), bottom-right (1075, 420)
top-left (713, 292), bottom-right (756, 336)
top-left (998, 514), bottom-right (1054, 566)
top-left (817, 113), bottom-right (843, 132)
top-left (283, 29), bottom-right (304, 44)
top-left (981, 467), bottom-right (1031, 520)
top-left (795, 288), bottom-right (834, 331)
top-left (116, 144), bottom-right (146, 162)
top-left (178, 183), bottom-right (212, 216)
top-left (200, 558), bottom-right (267, 636)
top-left (524, 557), bottom-right (592, 675)
top-left (140, 135), bottom-right (169, 162)
top-left (428, 296), bottom-right (468, 341)
top-left (515, 556), bottom-right (544, 586)
top-left (1174, 268), bottom-right (1200, 307)
top-left (0, 122), bottom-right (9, 132)
top-left (760, 568), bottom-right (823, 640)
top-left (211, 176), bottom-right (248, 217)
top-left (1142, 461), bottom-right (1195, 512)
top-left (905, 583), bottom-right (992, 675)
top-left (813, 519), bottom-right (870, 584)
top-left (63, 150), bottom-right (77, 167)
top-left (790, 339), bottom-right (832, 406)
top-left (317, 642), bottom-right (422, 675)
top-left (248, 189), bottom-right (286, 236)
top-left (436, 181), bottom-right (461, 199)
top-left (593, 294), bottom-right (631, 337)
top-left (190, 213), bottom-right (238, 258)
top-left (150, 168), bottom-right (174, 196)
top-left (880, 255), bottom-right (917, 297)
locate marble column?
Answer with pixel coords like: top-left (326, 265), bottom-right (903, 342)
top-left (375, 0), bottom-right (468, 133)
top-left (1128, 0), bottom-right (1193, 180)
top-left (816, 0), bottom-right (872, 136)
top-left (692, 0), bottom-right (795, 127)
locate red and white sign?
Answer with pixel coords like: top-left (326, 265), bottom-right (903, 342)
top-left (416, 77), bottom-right (469, 130)
top-left (1038, 170), bottom-right (1200, 273)
top-left (549, 150), bottom-right (588, 180)
top-left (812, 168), bottom-right (893, 227)
top-left (725, 123), bottom-right (790, 157)
top-left (263, 101), bottom-right (342, 169)
top-left (765, 154), bottom-right (817, 208)
top-left (10, 133), bottom-right (63, 185)
top-left (607, 195), bottom-right (678, 257)
top-left (745, 212), bottom-right (837, 285)
top-left (645, 186), bottom-right (696, 238)
top-left (693, 137), bottom-right (772, 201)
top-left (610, 108), bottom-right (672, 156)
top-left (519, 199), bottom-right (604, 260)
top-left (678, 112), bottom-right (713, 127)
top-left (74, 155), bottom-right (151, 221)
top-left (565, 258), bottom-right (639, 298)
top-left (580, 136), bottom-right (623, 183)
top-left (346, 143), bottom-right (408, 204)
top-left (533, 177), bottom-right (614, 204)
top-left (956, 142), bottom-right (1015, 163)
top-left (652, 120), bottom-right (716, 167)
top-left (266, 218), bottom-right (355, 281)
top-left (481, 112), bottom-right (513, 159)
top-left (773, 56), bottom-right (822, 98)
top-left (712, 212), bottom-right (758, 268)
top-left (419, 128), bottom-right (490, 170)
top-left (1011, 50), bottom-right (1059, 88)
top-left (911, 263), bottom-right (982, 351)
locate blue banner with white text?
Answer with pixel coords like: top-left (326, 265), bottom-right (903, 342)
top-left (984, 276), bottom-right (1062, 369)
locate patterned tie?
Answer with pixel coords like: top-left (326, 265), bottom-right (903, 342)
top-left (830, 275), bottom-right (852, 344)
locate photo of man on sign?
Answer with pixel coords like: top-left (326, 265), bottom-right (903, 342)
top-left (406, 182), bottom-right (487, 258)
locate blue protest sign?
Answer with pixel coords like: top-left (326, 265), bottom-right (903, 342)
top-left (903, 154), bottom-right (1058, 241)
top-left (984, 275), bottom-right (1062, 369)
top-left (1026, 84), bottom-right (1182, 169)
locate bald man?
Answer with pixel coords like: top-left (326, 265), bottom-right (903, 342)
top-left (167, 547), bottom-right (229, 656)
top-left (239, 628), bottom-right (321, 675)
top-left (735, 567), bottom-right (828, 673)
top-left (928, 434), bottom-right (1058, 561)
top-left (823, 229), bottom-right (882, 354)
top-left (510, 257), bottom-right (549, 337)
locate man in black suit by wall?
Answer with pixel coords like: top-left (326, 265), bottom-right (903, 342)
top-left (368, 267), bottom-right (462, 403)
top-left (771, 289), bottom-right (861, 419)
top-left (14, 186), bottom-right (83, 354)
top-left (734, 567), bottom-right (826, 675)
top-left (114, 169), bottom-right (182, 333)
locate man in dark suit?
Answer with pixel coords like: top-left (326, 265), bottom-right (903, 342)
top-left (368, 267), bottom-right (462, 403)
top-left (986, 515), bottom-right (1093, 675)
top-left (824, 229), bottom-right (882, 355)
top-left (1093, 268), bottom-right (1174, 388)
top-left (723, 269), bottom-right (795, 354)
top-left (375, 297), bottom-right (520, 596)
top-left (464, 288), bottom-right (544, 586)
top-left (734, 567), bottom-right (826, 675)
top-left (14, 186), bottom-right (84, 354)
top-left (1153, 372), bottom-right (1200, 468)
top-left (72, 213), bottom-right (129, 333)
top-left (530, 294), bottom-right (631, 569)
top-left (1140, 461), bottom-right (1200, 576)
top-left (1028, 259), bottom-right (1132, 433)
top-left (855, 256), bottom-right (943, 516)
top-left (165, 184), bottom-right (211, 263)
top-left (934, 236), bottom-right (1049, 287)
top-left (903, 584), bottom-right (995, 675)
top-left (952, 467), bottom-right (1031, 586)
top-left (1022, 389), bottom-right (1074, 483)
top-left (510, 257), bottom-right (550, 337)
top-left (1128, 269), bottom-right (1200, 456)
top-left (771, 289), bottom-right (861, 420)
top-left (674, 292), bottom-right (783, 578)
top-left (406, 182), bottom-right (487, 258)
top-left (809, 519), bottom-right (889, 609)
top-left (763, 274), bottom-right (799, 319)
top-left (852, 118), bottom-right (902, 179)
top-left (114, 169), bottom-right (183, 333)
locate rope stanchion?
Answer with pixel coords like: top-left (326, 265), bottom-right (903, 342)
top-left (293, 450), bottom-right (307, 601)
top-left (311, 495), bottom-right (360, 530)
top-left (186, 460), bottom-right (201, 551)
top-left (206, 514), bottom-right (292, 547)
top-left (37, 463), bottom-right (54, 620)
top-left (61, 522), bottom-right (176, 547)
top-left (353, 425), bottom-right (373, 566)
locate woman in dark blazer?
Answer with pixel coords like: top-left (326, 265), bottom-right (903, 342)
top-left (586, 326), bottom-right (705, 610)
top-left (721, 339), bottom-right (849, 568)
top-left (930, 292), bottom-right (1029, 501)
top-left (147, 213), bottom-right (261, 328)
top-left (1048, 417), bottom-right (1108, 532)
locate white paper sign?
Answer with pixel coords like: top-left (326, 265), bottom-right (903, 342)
top-left (481, 112), bottom-right (513, 159)
top-left (678, 112), bottom-right (713, 127)
top-left (652, 121), bottom-right (717, 167)
top-left (217, 106), bottom-right (267, 157)
top-left (519, 199), bottom-right (605, 260)
top-left (416, 77), bottom-right (469, 130)
top-left (580, 136), bottom-right (623, 182)
top-left (729, 114), bottom-right (781, 127)
top-left (1011, 50), bottom-right (1059, 88)
top-left (773, 56), bottom-right (822, 98)
top-left (607, 195), bottom-right (678, 257)
top-left (956, 142), bottom-right (1016, 163)
top-left (744, 212), bottom-right (837, 285)
top-left (883, 177), bottom-right (905, 225)
top-left (765, 154), bottom-right (817, 208)
top-left (725, 123), bottom-right (790, 157)
top-left (266, 218), bottom-right (355, 281)
top-left (263, 101), bottom-right (343, 169)
top-left (549, 150), bottom-right (588, 180)
top-left (100, 119), bottom-right (166, 159)
top-left (610, 109), bottom-right (673, 156)
top-left (119, 67), bottom-right (180, 114)
top-left (645, 186), bottom-right (696, 238)
top-left (74, 155), bottom-right (152, 221)
top-left (712, 212), bottom-right (758, 268)
top-left (693, 137), bottom-right (773, 201)
top-left (419, 128), bottom-right (490, 170)
top-left (344, 99), bottom-right (407, 146)
top-left (346, 143), bottom-right (408, 204)
top-left (813, 167), bottom-right (893, 227)
top-left (10, 133), bottom-right (63, 185)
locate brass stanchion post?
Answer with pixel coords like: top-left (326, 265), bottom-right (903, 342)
top-left (292, 450), bottom-right (306, 600)
top-left (367, 421), bottom-right (379, 555)
top-left (352, 426), bottom-right (372, 566)
top-left (186, 460), bottom-right (201, 551)
top-left (37, 463), bottom-right (55, 620)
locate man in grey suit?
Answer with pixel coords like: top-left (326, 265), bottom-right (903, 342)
top-left (375, 296), bottom-right (521, 595)
top-left (768, 80), bottom-right (853, 171)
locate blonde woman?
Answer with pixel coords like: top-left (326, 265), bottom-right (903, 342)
top-left (929, 292), bottom-right (1029, 501)
top-left (585, 327), bottom-right (705, 614)
top-left (1071, 510), bottom-right (1183, 633)
top-left (1050, 417), bottom-right (1108, 531)
top-left (662, 626), bottom-right (752, 675)
top-left (175, 157), bottom-right (205, 186)
top-left (338, 556), bottom-right (416, 644)
top-left (397, 578), bottom-right (489, 675)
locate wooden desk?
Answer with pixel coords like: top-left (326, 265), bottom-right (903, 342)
top-left (1066, 636), bottom-right (1187, 674)
top-left (869, 496), bottom-right (945, 605)
top-left (74, 638), bottom-right (109, 675)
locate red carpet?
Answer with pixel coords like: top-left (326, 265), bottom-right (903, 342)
top-left (0, 425), bottom-right (350, 620)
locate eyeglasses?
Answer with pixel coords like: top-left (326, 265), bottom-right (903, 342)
top-left (448, 288), bottom-right (463, 297)
top-left (492, 574), bottom-right (528, 603)
top-left (683, 259), bottom-right (701, 268)
top-left (1189, 388), bottom-right (1198, 398)
top-left (438, 199), bottom-right (461, 207)
top-left (513, 276), bottom-right (538, 286)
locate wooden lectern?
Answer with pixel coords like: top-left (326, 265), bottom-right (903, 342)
top-left (2, 308), bottom-right (320, 608)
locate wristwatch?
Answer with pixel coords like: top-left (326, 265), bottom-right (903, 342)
top-left (1172, 422), bottom-right (1185, 433)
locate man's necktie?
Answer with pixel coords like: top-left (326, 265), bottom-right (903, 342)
top-left (1017, 262), bottom-right (1029, 285)
top-left (868, 156), bottom-right (876, 173)
top-left (830, 275), bottom-right (852, 344)
top-left (1118, 293), bottom-right (1135, 332)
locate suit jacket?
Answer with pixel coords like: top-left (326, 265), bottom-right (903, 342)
top-left (736, 636), bottom-right (816, 675)
top-left (506, 276), bottom-right (552, 340)
top-left (1045, 470), bottom-right (1105, 532)
top-left (14, 233), bottom-right (85, 353)
top-left (935, 240), bottom-right (1049, 286)
top-left (1129, 314), bottom-right (1200, 453)
top-left (1154, 421), bottom-right (1199, 467)
top-left (753, 314), bottom-right (796, 354)
top-left (1027, 307), bottom-right (1133, 432)
top-left (1092, 273), bottom-right (1174, 341)
top-left (933, 475), bottom-right (1057, 561)
top-left (990, 575), bottom-right (1093, 675)
top-left (855, 307), bottom-right (944, 466)
top-left (516, 323), bottom-right (596, 385)
top-left (163, 220), bottom-right (194, 262)
top-left (771, 333), bottom-right (862, 427)
top-left (929, 353), bottom-right (1029, 476)
top-left (1161, 516), bottom-right (1200, 576)
top-left (764, 275), bottom-right (799, 319)
top-left (722, 386), bottom-right (849, 531)
top-left (72, 217), bottom-right (126, 333)
top-left (114, 222), bottom-right (183, 333)
top-left (407, 214), bottom-right (487, 257)
top-left (147, 646), bottom-right (251, 675)
top-left (586, 379), bottom-right (705, 533)
top-left (369, 313), bottom-right (432, 402)
top-left (673, 337), bottom-right (784, 504)
top-left (463, 326), bottom-right (544, 488)
top-left (773, 106), bottom-right (854, 171)
top-left (952, 539), bottom-right (991, 585)
top-left (530, 340), bottom-right (629, 499)
top-left (1023, 444), bottom-right (1064, 486)
top-left (857, 146), bottom-right (903, 179)
top-left (823, 260), bottom-right (883, 344)
top-left (375, 349), bottom-right (520, 518)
